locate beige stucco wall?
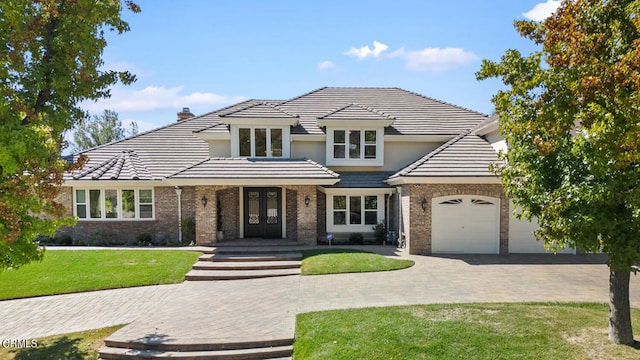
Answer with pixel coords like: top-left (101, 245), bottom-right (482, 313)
top-left (291, 140), bottom-right (325, 163)
top-left (208, 140), bottom-right (232, 157)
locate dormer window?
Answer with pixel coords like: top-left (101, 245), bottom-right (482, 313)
top-left (332, 129), bottom-right (377, 160)
top-left (239, 127), bottom-right (283, 157)
top-left (317, 103), bottom-right (394, 167)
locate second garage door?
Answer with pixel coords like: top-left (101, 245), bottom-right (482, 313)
top-left (432, 195), bottom-right (500, 254)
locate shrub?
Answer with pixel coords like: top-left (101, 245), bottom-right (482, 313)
top-left (181, 217), bottom-right (196, 244)
top-left (54, 234), bottom-right (73, 246)
top-left (136, 233), bottom-right (153, 246)
top-left (372, 222), bottom-right (386, 244)
top-left (349, 232), bottom-right (364, 245)
top-left (89, 230), bottom-right (117, 246)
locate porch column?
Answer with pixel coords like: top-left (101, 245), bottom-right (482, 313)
top-left (294, 185), bottom-right (317, 245)
top-left (195, 186), bottom-right (218, 245)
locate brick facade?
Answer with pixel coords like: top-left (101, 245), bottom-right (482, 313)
top-left (401, 183), bottom-right (509, 255)
top-left (57, 186), bottom-right (191, 245)
top-left (283, 185), bottom-right (317, 245)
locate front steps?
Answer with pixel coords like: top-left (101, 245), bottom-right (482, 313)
top-left (99, 338), bottom-right (293, 360)
top-left (185, 247), bottom-right (303, 281)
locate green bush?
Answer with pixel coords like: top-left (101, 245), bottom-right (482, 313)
top-left (89, 231), bottom-right (117, 246)
top-left (181, 217), bottom-right (196, 244)
top-left (372, 222), bottom-right (386, 244)
top-left (136, 233), bottom-right (153, 246)
top-left (54, 234), bottom-right (73, 246)
top-left (349, 232), bottom-right (364, 245)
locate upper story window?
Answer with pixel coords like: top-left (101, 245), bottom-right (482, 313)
top-left (327, 128), bottom-right (384, 166)
top-left (233, 126), bottom-right (289, 158)
top-left (75, 188), bottom-right (154, 220)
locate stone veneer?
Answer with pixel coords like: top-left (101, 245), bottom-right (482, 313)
top-left (401, 183), bottom-right (509, 255)
top-left (56, 186), bottom-right (195, 245)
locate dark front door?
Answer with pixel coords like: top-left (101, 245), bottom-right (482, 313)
top-left (244, 187), bottom-right (282, 238)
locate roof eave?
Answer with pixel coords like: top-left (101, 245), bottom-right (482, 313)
top-left (386, 176), bottom-right (501, 185)
top-left (316, 119), bottom-right (394, 128)
top-left (219, 117), bottom-right (300, 127)
top-left (165, 178), bottom-right (339, 186)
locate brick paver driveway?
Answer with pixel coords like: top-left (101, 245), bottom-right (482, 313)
top-left (1, 248), bottom-right (638, 341)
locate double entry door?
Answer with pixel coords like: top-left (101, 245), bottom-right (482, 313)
top-left (243, 187), bottom-right (282, 238)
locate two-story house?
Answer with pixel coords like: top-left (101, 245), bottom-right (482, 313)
top-left (59, 87), bottom-right (573, 254)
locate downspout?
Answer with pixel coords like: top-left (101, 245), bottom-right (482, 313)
top-left (396, 186), bottom-right (403, 245)
top-left (175, 187), bottom-right (183, 243)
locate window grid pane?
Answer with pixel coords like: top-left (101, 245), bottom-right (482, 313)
top-left (122, 190), bottom-right (136, 218)
top-left (349, 196), bottom-right (361, 224)
top-left (254, 128), bottom-right (267, 157)
top-left (349, 130), bottom-right (361, 159)
top-left (239, 128), bottom-right (251, 156)
top-left (270, 128), bottom-right (282, 157)
top-left (89, 190), bottom-right (101, 218)
top-left (333, 196), bottom-right (346, 210)
top-left (76, 190), bottom-right (87, 219)
top-left (105, 189), bottom-right (118, 219)
top-left (333, 130), bottom-right (345, 159)
top-left (139, 190), bottom-right (153, 219)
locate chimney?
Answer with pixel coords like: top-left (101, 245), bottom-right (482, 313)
top-left (177, 107), bottom-right (195, 122)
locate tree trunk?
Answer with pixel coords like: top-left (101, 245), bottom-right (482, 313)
top-left (608, 267), bottom-right (634, 344)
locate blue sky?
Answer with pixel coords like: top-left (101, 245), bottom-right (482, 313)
top-left (79, 0), bottom-right (561, 137)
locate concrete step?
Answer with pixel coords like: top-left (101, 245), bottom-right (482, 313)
top-left (99, 344), bottom-right (293, 359)
top-left (192, 261), bottom-right (301, 271)
top-left (185, 268), bottom-right (301, 281)
top-left (198, 253), bottom-right (302, 262)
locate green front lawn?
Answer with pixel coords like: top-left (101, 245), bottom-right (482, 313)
top-left (301, 248), bottom-right (414, 275)
top-left (0, 325), bottom-right (123, 360)
top-left (295, 303), bottom-right (640, 359)
top-left (0, 250), bottom-right (201, 300)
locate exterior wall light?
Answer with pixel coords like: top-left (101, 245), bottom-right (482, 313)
top-left (201, 195), bottom-right (208, 207)
top-left (421, 197), bottom-right (427, 211)
top-left (304, 195), bottom-right (311, 207)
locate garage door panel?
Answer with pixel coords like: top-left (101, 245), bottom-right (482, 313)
top-left (432, 195), bottom-right (499, 254)
top-left (508, 202), bottom-right (574, 254)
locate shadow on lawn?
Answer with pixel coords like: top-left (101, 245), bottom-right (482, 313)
top-left (310, 245), bottom-right (404, 257)
top-left (431, 253), bottom-right (608, 266)
top-left (11, 337), bottom-right (90, 360)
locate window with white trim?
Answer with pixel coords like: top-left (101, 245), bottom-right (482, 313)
top-left (238, 127), bottom-right (283, 158)
top-left (332, 195), bottom-right (379, 226)
top-left (332, 129), bottom-right (377, 160)
top-left (75, 189), bottom-right (154, 220)
top-left (327, 128), bottom-right (383, 166)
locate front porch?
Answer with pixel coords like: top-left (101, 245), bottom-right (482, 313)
top-left (194, 185), bottom-right (319, 246)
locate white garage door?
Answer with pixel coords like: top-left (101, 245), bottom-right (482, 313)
top-left (432, 195), bottom-right (500, 254)
top-left (509, 202), bottom-right (575, 254)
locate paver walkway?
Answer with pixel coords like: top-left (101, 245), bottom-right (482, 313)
top-left (1, 248), bottom-right (639, 345)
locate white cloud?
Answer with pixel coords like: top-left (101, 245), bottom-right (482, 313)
top-left (318, 61), bottom-right (337, 70)
top-left (390, 47), bottom-right (478, 72)
top-left (344, 40), bottom-right (389, 60)
top-left (82, 85), bottom-right (246, 113)
top-left (523, 0), bottom-right (561, 21)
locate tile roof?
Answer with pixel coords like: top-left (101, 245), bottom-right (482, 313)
top-left (276, 87), bottom-right (488, 135)
top-left (167, 158), bottom-right (339, 181)
top-left (327, 172), bottom-right (395, 188)
top-left (220, 102), bottom-right (299, 119)
top-left (70, 150), bottom-right (152, 181)
top-left (388, 133), bottom-right (501, 179)
top-left (65, 88), bottom-right (491, 183)
top-left (317, 103), bottom-right (396, 121)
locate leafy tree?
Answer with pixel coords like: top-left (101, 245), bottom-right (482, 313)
top-left (477, 0), bottom-right (640, 344)
top-left (0, 1), bottom-right (139, 271)
top-left (73, 109), bottom-right (138, 152)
